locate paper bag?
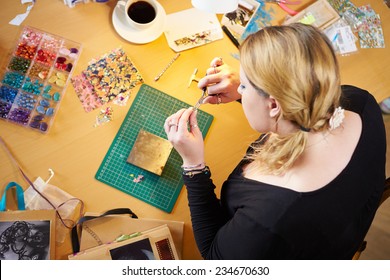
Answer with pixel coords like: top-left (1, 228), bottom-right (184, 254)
top-left (24, 176), bottom-right (81, 244)
top-left (69, 224), bottom-right (179, 260)
top-left (0, 182), bottom-right (56, 260)
top-left (72, 208), bottom-right (184, 258)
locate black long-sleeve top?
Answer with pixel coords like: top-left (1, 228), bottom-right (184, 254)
top-left (183, 85), bottom-right (386, 259)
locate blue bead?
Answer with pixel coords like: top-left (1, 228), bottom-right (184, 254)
top-left (0, 86), bottom-right (18, 103)
top-left (39, 99), bottom-right (50, 107)
top-left (36, 105), bottom-right (45, 114)
top-left (46, 107), bottom-right (54, 116)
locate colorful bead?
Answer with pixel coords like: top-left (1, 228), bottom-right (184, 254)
top-left (46, 107), bottom-right (54, 116)
top-left (35, 49), bottom-right (56, 66)
top-left (2, 72), bottom-right (24, 88)
top-left (40, 37), bottom-right (61, 52)
top-left (20, 28), bottom-right (43, 46)
top-left (39, 122), bottom-right (48, 131)
top-left (0, 86), bottom-right (18, 103)
top-left (16, 93), bottom-right (37, 110)
top-left (36, 105), bottom-right (45, 114)
top-left (55, 46), bottom-right (79, 72)
top-left (1, 26), bottom-right (81, 133)
top-left (56, 57), bottom-right (66, 64)
top-left (15, 42), bottom-right (37, 59)
top-left (8, 56), bottom-right (31, 73)
top-left (29, 63), bottom-right (50, 81)
top-left (59, 48), bottom-right (70, 56)
top-left (0, 101), bottom-right (12, 118)
top-left (53, 92), bottom-right (61, 102)
top-left (42, 93), bottom-right (52, 100)
top-left (29, 113), bottom-right (48, 132)
top-left (29, 120), bottom-right (40, 128)
top-left (43, 85), bottom-right (52, 93)
top-left (66, 63), bottom-right (73, 72)
top-left (39, 99), bottom-right (50, 107)
top-left (21, 77), bottom-right (44, 95)
top-left (8, 107), bottom-right (31, 125)
top-left (48, 71), bottom-right (67, 87)
top-left (33, 114), bottom-right (44, 121)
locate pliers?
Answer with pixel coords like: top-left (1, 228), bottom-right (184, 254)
top-left (193, 87), bottom-right (209, 111)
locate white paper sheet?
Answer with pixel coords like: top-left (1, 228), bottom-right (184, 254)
top-left (164, 8), bottom-right (223, 52)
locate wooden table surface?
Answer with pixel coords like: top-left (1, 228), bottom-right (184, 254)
top-left (0, 0), bottom-right (389, 260)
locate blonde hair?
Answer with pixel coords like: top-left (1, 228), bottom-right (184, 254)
top-left (240, 23), bottom-right (341, 175)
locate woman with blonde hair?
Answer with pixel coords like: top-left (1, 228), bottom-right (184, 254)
top-left (164, 23), bottom-right (386, 259)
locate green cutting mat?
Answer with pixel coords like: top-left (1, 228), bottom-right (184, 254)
top-left (95, 84), bottom-right (214, 213)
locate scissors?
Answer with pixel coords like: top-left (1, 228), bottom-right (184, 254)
top-left (266, 0), bottom-right (301, 16)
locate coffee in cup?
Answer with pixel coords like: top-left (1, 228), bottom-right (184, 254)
top-left (127, 1), bottom-right (156, 24)
top-left (117, 0), bottom-right (158, 30)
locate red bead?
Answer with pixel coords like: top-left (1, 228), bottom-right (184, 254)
top-left (56, 57), bottom-right (66, 63)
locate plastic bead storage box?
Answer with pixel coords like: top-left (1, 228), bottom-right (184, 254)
top-left (0, 26), bottom-right (81, 133)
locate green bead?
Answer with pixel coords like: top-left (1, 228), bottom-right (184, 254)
top-left (42, 93), bottom-right (52, 100)
top-left (43, 85), bottom-right (52, 93)
top-left (53, 92), bottom-right (60, 102)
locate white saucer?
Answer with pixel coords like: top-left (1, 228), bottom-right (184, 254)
top-left (112, 2), bottom-right (166, 44)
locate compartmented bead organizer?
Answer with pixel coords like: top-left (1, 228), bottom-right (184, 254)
top-left (0, 26), bottom-right (81, 133)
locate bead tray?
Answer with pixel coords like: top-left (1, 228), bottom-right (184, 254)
top-left (0, 26), bottom-right (82, 133)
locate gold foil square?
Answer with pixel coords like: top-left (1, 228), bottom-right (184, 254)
top-left (127, 129), bottom-right (173, 176)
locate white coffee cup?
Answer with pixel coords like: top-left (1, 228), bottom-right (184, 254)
top-left (117, 0), bottom-right (159, 30)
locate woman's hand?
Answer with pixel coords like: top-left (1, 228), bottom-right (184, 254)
top-left (197, 57), bottom-right (241, 105)
top-left (164, 108), bottom-right (205, 167)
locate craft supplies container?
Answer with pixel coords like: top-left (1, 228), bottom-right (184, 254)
top-left (0, 26), bottom-right (81, 133)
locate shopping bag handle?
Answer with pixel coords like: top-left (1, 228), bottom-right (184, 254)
top-left (0, 182), bottom-right (25, 211)
top-left (71, 207), bottom-right (138, 254)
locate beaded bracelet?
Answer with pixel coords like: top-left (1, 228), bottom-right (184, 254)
top-left (182, 166), bottom-right (210, 178)
top-left (181, 162), bottom-right (206, 170)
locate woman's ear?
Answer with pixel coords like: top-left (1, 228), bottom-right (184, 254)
top-left (268, 96), bottom-right (280, 118)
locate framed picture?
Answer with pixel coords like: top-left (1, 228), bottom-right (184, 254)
top-left (0, 210), bottom-right (56, 260)
top-left (221, 0), bottom-right (260, 37)
top-left (110, 238), bottom-right (156, 260)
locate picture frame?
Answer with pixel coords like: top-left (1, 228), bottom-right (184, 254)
top-left (0, 210), bottom-right (56, 260)
top-left (221, 0), bottom-right (261, 38)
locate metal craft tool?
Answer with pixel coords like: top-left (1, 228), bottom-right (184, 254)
top-left (193, 87), bottom-right (208, 111)
top-left (193, 82), bottom-right (218, 111)
top-left (154, 53), bottom-right (180, 81)
top-left (189, 69), bottom-right (218, 110)
top-left (187, 68), bottom-right (200, 87)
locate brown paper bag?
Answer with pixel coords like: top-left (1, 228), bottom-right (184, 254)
top-left (69, 224), bottom-right (179, 260)
top-left (79, 214), bottom-right (184, 258)
top-left (71, 208), bottom-right (184, 258)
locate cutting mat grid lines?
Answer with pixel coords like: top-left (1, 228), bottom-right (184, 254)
top-left (96, 84), bottom-right (214, 212)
